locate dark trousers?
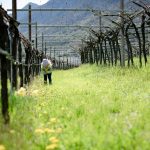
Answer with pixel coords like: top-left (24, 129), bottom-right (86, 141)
top-left (44, 73), bottom-right (52, 84)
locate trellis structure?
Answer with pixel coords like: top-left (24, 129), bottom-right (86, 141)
top-left (80, 1), bottom-right (150, 67)
top-left (0, 6), bottom-right (43, 123)
top-left (7, 1), bottom-right (150, 68)
top-left (7, 6), bottom-right (109, 68)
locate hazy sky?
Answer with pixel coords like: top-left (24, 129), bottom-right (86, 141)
top-left (0, 0), bottom-right (49, 9)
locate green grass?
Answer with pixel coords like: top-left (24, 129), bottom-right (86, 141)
top-left (0, 62), bottom-right (150, 150)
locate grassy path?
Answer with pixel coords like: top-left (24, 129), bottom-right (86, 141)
top-left (0, 64), bottom-right (150, 150)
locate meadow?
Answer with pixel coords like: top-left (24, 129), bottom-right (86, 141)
top-left (0, 63), bottom-right (150, 150)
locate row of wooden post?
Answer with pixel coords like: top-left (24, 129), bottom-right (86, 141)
top-left (0, 5), bottom-right (43, 124)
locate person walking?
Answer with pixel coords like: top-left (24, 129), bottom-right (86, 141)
top-left (41, 58), bottom-right (53, 84)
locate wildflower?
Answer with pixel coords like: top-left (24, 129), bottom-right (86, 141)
top-left (40, 103), bottom-right (46, 107)
top-left (0, 145), bottom-right (6, 150)
top-left (61, 107), bottom-right (65, 111)
top-left (43, 111), bottom-right (48, 115)
top-left (46, 144), bottom-right (58, 150)
top-left (31, 90), bottom-right (39, 96)
top-left (50, 118), bottom-right (57, 123)
top-left (55, 128), bottom-right (62, 134)
top-left (35, 128), bottom-right (45, 134)
top-left (9, 130), bottom-right (15, 134)
top-left (16, 87), bottom-right (26, 96)
top-left (49, 137), bottom-right (59, 143)
top-left (44, 128), bottom-right (55, 133)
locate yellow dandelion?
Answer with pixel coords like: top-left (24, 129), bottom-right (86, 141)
top-left (0, 145), bottom-right (6, 150)
top-left (31, 90), bottom-right (39, 96)
top-left (50, 118), bottom-right (57, 123)
top-left (44, 128), bottom-right (55, 133)
top-left (35, 128), bottom-right (45, 134)
top-left (55, 128), bottom-right (62, 134)
top-left (16, 87), bottom-right (26, 96)
top-left (61, 107), bottom-right (65, 111)
top-left (43, 111), bottom-right (48, 115)
top-left (46, 144), bottom-right (58, 150)
top-left (49, 137), bottom-right (59, 143)
top-left (40, 103), bottom-right (46, 107)
top-left (9, 130), bottom-right (15, 134)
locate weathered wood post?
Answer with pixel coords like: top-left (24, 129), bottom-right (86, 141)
top-left (24, 48), bottom-right (29, 84)
top-left (108, 38), bottom-right (114, 66)
top-left (63, 52), bottom-right (64, 69)
top-left (18, 39), bottom-right (24, 87)
top-left (141, 14), bottom-right (147, 65)
top-left (0, 12), bottom-right (10, 124)
top-left (12, 0), bottom-right (18, 89)
top-left (49, 47), bottom-right (52, 58)
top-left (120, 0), bottom-right (125, 67)
top-left (58, 51), bottom-right (60, 69)
top-left (35, 51), bottom-right (39, 75)
top-left (66, 54), bottom-right (68, 68)
top-left (54, 48), bottom-right (56, 68)
top-left (45, 42), bottom-right (47, 56)
top-left (42, 33), bottom-right (44, 52)
top-left (28, 4), bottom-right (31, 42)
top-left (99, 11), bottom-right (102, 33)
top-left (35, 22), bottom-right (37, 49)
top-left (70, 55), bottom-right (72, 68)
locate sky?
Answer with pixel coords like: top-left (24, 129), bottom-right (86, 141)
top-left (0, 0), bottom-right (49, 9)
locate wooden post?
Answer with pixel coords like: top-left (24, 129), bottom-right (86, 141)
top-left (63, 52), bottom-right (64, 69)
top-left (120, 0), bottom-right (125, 67)
top-left (12, 0), bottom-right (18, 89)
top-left (54, 48), bottom-right (56, 68)
top-left (148, 28), bottom-right (150, 55)
top-left (45, 42), bottom-right (47, 56)
top-left (0, 12), bottom-right (10, 123)
top-left (58, 51), bottom-right (60, 69)
top-left (42, 32), bottom-right (44, 52)
top-left (98, 11), bottom-right (102, 65)
top-left (70, 55), bottom-right (71, 68)
top-left (99, 11), bottom-right (102, 33)
top-left (28, 4), bottom-right (31, 42)
top-left (1, 56), bottom-right (9, 124)
top-left (49, 47), bottom-right (51, 58)
top-left (141, 14), bottom-right (147, 65)
top-left (81, 40), bottom-right (84, 63)
top-left (54, 48), bottom-right (55, 60)
top-left (12, 0), bottom-right (17, 19)
top-left (35, 22), bottom-right (37, 49)
top-left (18, 39), bottom-right (23, 87)
top-left (24, 48), bottom-right (29, 84)
top-left (10, 32), bottom-right (13, 93)
top-left (67, 54), bottom-right (69, 68)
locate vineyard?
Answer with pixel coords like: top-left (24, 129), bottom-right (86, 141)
top-left (0, 64), bottom-right (150, 150)
top-left (0, 0), bottom-right (150, 150)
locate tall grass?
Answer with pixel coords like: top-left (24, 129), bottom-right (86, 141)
top-left (0, 62), bottom-right (150, 150)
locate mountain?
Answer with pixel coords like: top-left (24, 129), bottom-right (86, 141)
top-left (18, 0), bottom-right (128, 25)
top-left (17, 2), bottom-right (39, 21)
top-left (16, 0), bottom-right (144, 51)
